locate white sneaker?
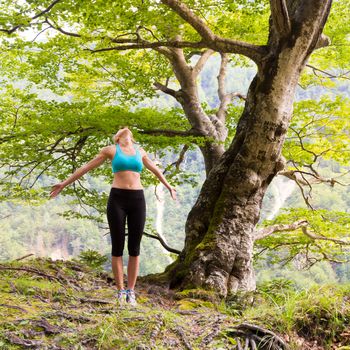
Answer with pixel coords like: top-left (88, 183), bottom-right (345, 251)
top-left (117, 289), bottom-right (127, 305)
top-left (126, 289), bottom-right (137, 306)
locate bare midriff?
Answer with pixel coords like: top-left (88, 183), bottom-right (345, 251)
top-left (112, 170), bottom-right (144, 190)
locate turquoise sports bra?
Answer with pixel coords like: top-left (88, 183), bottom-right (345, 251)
top-left (111, 143), bottom-right (143, 173)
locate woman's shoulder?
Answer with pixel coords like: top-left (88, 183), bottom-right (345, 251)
top-left (100, 145), bottom-right (116, 160)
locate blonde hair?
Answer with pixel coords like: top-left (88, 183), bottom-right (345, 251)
top-left (112, 126), bottom-right (137, 144)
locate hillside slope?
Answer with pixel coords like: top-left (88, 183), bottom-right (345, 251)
top-left (0, 257), bottom-right (349, 349)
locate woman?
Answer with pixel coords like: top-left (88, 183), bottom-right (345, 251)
top-left (50, 126), bottom-right (177, 306)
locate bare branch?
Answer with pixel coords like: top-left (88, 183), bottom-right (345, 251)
top-left (255, 218), bottom-right (350, 248)
top-left (192, 49), bottom-right (214, 77)
top-left (143, 231), bottom-right (181, 254)
top-left (280, 169), bottom-right (346, 187)
top-left (293, 171), bottom-right (315, 210)
top-left (217, 53), bottom-right (229, 102)
top-left (44, 18), bottom-right (80, 37)
top-left (255, 219), bottom-right (308, 240)
top-left (216, 53), bottom-right (246, 122)
top-left (306, 63), bottom-right (350, 80)
top-left (314, 243), bottom-right (350, 263)
top-left (185, 50), bottom-right (209, 60)
top-left (164, 144), bottom-right (189, 172)
top-left (0, 214), bottom-right (11, 220)
top-left (153, 82), bottom-right (179, 98)
top-left (301, 226), bottom-right (350, 245)
top-left (0, 0), bottom-right (62, 34)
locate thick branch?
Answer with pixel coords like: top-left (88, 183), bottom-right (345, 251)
top-left (192, 49), bottom-right (215, 78)
top-left (88, 40), bottom-right (206, 53)
top-left (160, 0), bottom-right (215, 41)
top-left (1, 0), bottom-right (265, 63)
top-left (314, 33), bottom-right (331, 50)
top-left (160, 0), bottom-right (266, 63)
top-left (269, 0), bottom-right (291, 37)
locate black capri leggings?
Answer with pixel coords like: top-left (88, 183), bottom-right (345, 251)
top-left (107, 187), bottom-right (146, 257)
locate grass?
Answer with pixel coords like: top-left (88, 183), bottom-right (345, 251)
top-left (219, 278), bottom-right (350, 349)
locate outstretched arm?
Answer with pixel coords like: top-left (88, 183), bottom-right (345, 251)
top-left (139, 147), bottom-right (177, 200)
top-left (49, 146), bottom-right (110, 198)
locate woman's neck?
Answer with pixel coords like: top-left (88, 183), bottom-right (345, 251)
top-left (119, 140), bottom-right (133, 147)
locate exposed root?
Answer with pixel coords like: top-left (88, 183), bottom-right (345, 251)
top-left (199, 315), bottom-right (225, 346)
top-left (149, 313), bottom-right (164, 347)
top-left (174, 323), bottom-right (193, 350)
top-left (0, 303), bottom-right (28, 312)
top-left (225, 322), bottom-right (289, 350)
top-left (3, 332), bottom-right (42, 348)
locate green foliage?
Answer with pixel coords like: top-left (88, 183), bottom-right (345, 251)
top-left (284, 94), bottom-right (350, 167)
top-left (77, 249), bottom-right (108, 271)
top-left (256, 208), bottom-right (350, 268)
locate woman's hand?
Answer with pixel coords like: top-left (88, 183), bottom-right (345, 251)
top-left (49, 182), bottom-right (66, 199)
top-left (168, 186), bottom-right (177, 200)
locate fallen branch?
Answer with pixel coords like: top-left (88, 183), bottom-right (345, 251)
top-left (14, 253), bottom-right (35, 261)
top-left (0, 265), bottom-right (62, 283)
top-left (43, 310), bottom-right (94, 323)
top-left (0, 304), bottom-right (28, 312)
top-left (78, 297), bottom-right (115, 305)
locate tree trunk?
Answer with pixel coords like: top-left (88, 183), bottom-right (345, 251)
top-left (158, 0), bottom-right (333, 298)
top-left (199, 141), bottom-right (225, 177)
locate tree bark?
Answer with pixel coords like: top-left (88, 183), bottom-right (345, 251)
top-left (153, 0), bottom-right (333, 297)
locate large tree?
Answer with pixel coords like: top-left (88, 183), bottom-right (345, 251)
top-left (1, 0), bottom-right (349, 297)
